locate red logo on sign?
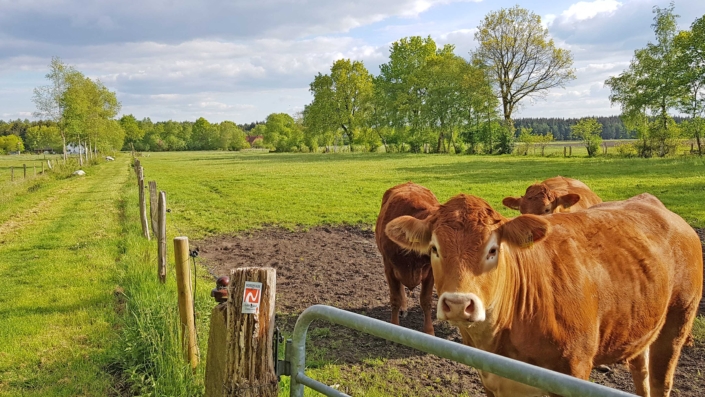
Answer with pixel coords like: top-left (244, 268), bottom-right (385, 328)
top-left (244, 288), bottom-right (261, 304)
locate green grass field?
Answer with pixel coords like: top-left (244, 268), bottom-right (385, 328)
top-left (138, 151), bottom-right (705, 235)
top-left (1, 150), bottom-right (703, 396)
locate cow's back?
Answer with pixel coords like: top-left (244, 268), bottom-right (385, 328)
top-left (532, 193), bottom-right (702, 364)
top-left (543, 176), bottom-right (602, 209)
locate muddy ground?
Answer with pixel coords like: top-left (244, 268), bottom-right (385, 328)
top-left (200, 226), bottom-right (705, 396)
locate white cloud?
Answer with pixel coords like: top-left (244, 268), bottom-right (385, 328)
top-left (560, 0), bottom-right (622, 22)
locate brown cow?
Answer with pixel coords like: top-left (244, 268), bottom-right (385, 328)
top-left (502, 176), bottom-right (602, 215)
top-left (375, 182), bottom-right (438, 335)
top-left (386, 193), bottom-right (702, 396)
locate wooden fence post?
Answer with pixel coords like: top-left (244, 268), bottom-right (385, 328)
top-left (224, 267), bottom-right (277, 397)
top-left (23, 164), bottom-right (26, 179)
top-left (569, 146), bottom-right (572, 156)
top-left (149, 181), bottom-right (159, 235)
top-left (564, 147), bottom-right (566, 157)
top-left (174, 237), bottom-right (199, 369)
top-left (206, 303), bottom-right (228, 396)
top-left (42, 161), bottom-right (45, 174)
top-left (157, 191), bottom-right (167, 283)
top-left (10, 166), bottom-right (13, 181)
top-left (138, 167), bottom-right (151, 240)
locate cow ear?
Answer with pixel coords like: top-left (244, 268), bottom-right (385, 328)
top-left (499, 215), bottom-right (550, 248)
top-left (385, 215), bottom-right (432, 254)
top-left (557, 193), bottom-right (580, 209)
top-left (502, 196), bottom-right (522, 210)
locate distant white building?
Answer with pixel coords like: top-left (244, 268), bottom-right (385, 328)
top-left (66, 143), bottom-right (86, 155)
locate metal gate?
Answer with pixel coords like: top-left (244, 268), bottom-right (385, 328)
top-left (283, 305), bottom-right (636, 397)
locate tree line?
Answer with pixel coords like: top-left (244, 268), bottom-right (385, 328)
top-left (2, 5), bottom-right (702, 157)
top-left (606, 4), bottom-right (705, 157)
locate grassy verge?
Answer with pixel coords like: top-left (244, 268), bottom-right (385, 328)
top-left (108, 158), bottom-right (213, 396)
top-left (0, 157), bottom-right (125, 396)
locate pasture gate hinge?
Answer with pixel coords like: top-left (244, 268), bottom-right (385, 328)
top-left (274, 326), bottom-right (292, 380)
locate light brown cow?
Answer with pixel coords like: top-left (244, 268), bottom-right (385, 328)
top-left (386, 193), bottom-right (702, 397)
top-left (502, 176), bottom-right (602, 215)
top-left (375, 182), bottom-right (438, 335)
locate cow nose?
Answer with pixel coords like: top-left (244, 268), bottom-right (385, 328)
top-left (438, 293), bottom-right (485, 322)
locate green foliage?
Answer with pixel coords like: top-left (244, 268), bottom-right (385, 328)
top-left (0, 134), bottom-right (25, 153)
top-left (190, 117), bottom-right (220, 150)
top-left (264, 113), bottom-right (303, 152)
top-left (305, 59), bottom-right (374, 151)
top-left (473, 6), bottom-right (575, 122)
top-left (674, 14), bottom-right (705, 154)
top-left (606, 3), bottom-right (687, 157)
top-left (571, 118), bottom-right (603, 157)
top-left (120, 114), bottom-right (144, 146)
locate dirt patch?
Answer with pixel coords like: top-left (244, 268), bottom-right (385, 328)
top-left (200, 226), bottom-right (705, 396)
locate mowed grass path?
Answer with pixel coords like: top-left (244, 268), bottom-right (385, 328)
top-left (0, 157), bottom-right (129, 396)
top-left (138, 151), bottom-right (705, 237)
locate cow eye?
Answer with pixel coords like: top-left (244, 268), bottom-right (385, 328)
top-left (430, 246), bottom-right (438, 256)
top-left (544, 208), bottom-right (551, 214)
top-left (488, 247), bottom-right (497, 255)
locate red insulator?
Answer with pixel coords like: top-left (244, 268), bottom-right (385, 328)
top-left (216, 276), bottom-right (230, 288)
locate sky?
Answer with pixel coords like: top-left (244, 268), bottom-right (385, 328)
top-left (0, 0), bottom-right (703, 124)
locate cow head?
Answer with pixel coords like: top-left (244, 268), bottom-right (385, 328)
top-left (386, 194), bottom-right (550, 326)
top-left (502, 183), bottom-right (580, 215)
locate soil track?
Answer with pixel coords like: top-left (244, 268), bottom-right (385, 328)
top-left (201, 226), bottom-right (705, 396)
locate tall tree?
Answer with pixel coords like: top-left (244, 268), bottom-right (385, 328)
top-left (62, 73), bottom-right (122, 154)
top-left (422, 50), bottom-right (472, 152)
top-left (32, 57), bottom-right (74, 162)
top-left (473, 6), bottom-right (575, 125)
top-left (305, 59), bottom-right (374, 151)
top-left (376, 36), bottom-right (440, 152)
top-left (674, 15), bottom-right (705, 154)
top-left (606, 3), bottom-right (683, 157)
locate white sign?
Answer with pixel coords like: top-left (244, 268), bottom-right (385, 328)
top-left (241, 281), bottom-right (262, 314)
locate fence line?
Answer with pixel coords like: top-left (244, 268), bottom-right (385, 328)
top-left (288, 305), bottom-right (636, 397)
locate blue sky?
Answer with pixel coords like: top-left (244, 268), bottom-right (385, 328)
top-left (0, 0), bottom-right (703, 123)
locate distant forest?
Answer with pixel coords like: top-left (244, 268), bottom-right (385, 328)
top-left (514, 115), bottom-right (686, 140)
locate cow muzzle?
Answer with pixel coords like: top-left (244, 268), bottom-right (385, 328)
top-left (437, 292), bottom-right (486, 322)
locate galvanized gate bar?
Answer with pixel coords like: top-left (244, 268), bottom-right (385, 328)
top-left (289, 305), bottom-right (636, 397)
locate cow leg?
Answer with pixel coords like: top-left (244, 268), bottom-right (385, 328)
top-left (419, 270), bottom-right (435, 335)
top-left (648, 307), bottom-right (695, 397)
top-left (384, 261), bottom-right (406, 326)
top-left (627, 349), bottom-right (650, 397)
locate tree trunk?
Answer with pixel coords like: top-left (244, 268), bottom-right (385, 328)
top-left (62, 134), bottom-right (67, 164)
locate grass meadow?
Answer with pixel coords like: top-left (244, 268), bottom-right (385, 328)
top-left (0, 150), bottom-right (703, 396)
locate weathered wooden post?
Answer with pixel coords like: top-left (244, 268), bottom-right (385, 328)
top-left (157, 191), bottom-right (167, 283)
top-left (205, 276), bottom-right (230, 397)
top-left (23, 164), bottom-right (26, 179)
top-left (174, 237), bottom-right (199, 369)
top-left (134, 159), bottom-right (141, 176)
top-left (42, 161), bottom-right (45, 174)
top-left (10, 166), bottom-right (13, 181)
top-left (149, 181), bottom-right (159, 235)
top-left (138, 167), bottom-right (151, 240)
top-left (563, 147), bottom-right (566, 157)
top-left (223, 267), bottom-right (277, 397)
top-left (569, 146), bottom-right (572, 156)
